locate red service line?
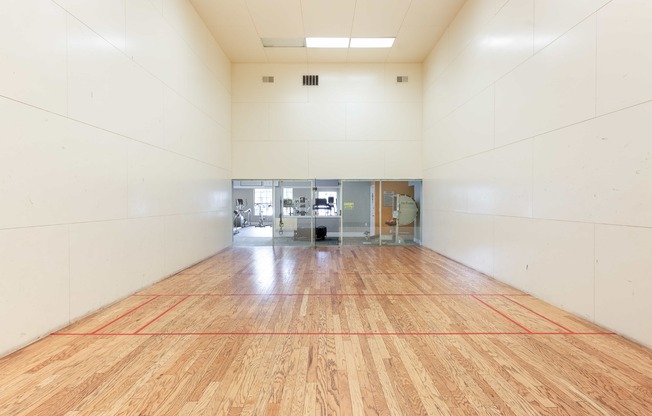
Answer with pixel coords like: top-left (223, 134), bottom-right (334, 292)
top-left (132, 292), bottom-right (532, 297)
top-left (471, 295), bottom-right (533, 334)
top-left (89, 295), bottom-right (160, 334)
top-left (51, 295), bottom-right (160, 336)
top-left (501, 295), bottom-right (575, 334)
top-left (51, 331), bottom-right (616, 337)
top-left (133, 295), bottom-right (190, 334)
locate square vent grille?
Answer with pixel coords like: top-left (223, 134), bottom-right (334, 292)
top-left (397, 76), bottom-right (409, 83)
top-left (302, 75), bottom-right (319, 86)
top-left (262, 76), bottom-right (274, 83)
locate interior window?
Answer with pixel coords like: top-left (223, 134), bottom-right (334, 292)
top-left (254, 188), bottom-right (273, 216)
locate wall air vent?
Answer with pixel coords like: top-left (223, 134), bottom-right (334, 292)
top-left (397, 76), bottom-right (408, 83)
top-left (262, 76), bottom-right (274, 83)
top-left (302, 75), bottom-right (319, 86)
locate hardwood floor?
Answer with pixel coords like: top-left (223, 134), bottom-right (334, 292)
top-left (1, 246), bottom-right (651, 415)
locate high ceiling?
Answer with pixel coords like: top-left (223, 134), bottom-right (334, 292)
top-left (190, 0), bottom-right (466, 63)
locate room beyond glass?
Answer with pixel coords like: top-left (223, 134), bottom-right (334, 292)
top-left (232, 179), bottom-right (422, 247)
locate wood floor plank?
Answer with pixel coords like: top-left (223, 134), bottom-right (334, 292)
top-left (0, 246), bottom-right (650, 415)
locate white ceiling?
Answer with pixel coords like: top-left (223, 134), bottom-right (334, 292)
top-left (190, 0), bottom-right (466, 63)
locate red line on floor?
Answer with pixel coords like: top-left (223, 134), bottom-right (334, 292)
top-left (51, 331), bottom-right (616, 336)
top-left (471, 295), bottom-right (532, 334)
top-left (501, 295), bottom-right (575, 334)
top-left (89, 295), bottom-right (160, 334)
top-left (133, 295), bottom-right (190, 334)
top-left (132, 293), bottom-right (531, 297)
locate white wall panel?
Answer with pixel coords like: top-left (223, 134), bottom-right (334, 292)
top-left (597, 0), bottom-right (652, 115)
top-left (0, 226), bottom-right (69, 357)
top-left (163, 87), bottom-right (224, 166)
top-left (178, 48), bottom-right (225, 123)
top-left (164, 212), bottom-right (224, 273)
top-left (464, 140), bottom-right (532, 217)
top-left (382, 64), bottom-right (423, 103)
top-left (232, 64), bottom-right (308, 103)
top-left (533, 102), bottom-right (652, 227)
top-left (0, 97), bottom-right (128, 230)
top-left (426, 141), bottom-right (532, 217)
top-left (424, 72), bottom-right (453, 122)
top-left (128, 141), bottom-right (222, 217)
top-left (495, 15), bottom-right (596, 146)
top-left (534, 0), bottom-right (609, 52)
top-left (423, 31), bottom-right (451, 85)
top-left (427, 210), bottom-right (494, 276)
top-left (56, 0), bottom-right (127, 51)
top-left (428, 86), bottom-right (495, 168)
top-left (69, 217), bottom-right (166, 320)
top-left (595, 225), bottom-right (652, 347)
top-left (443, 0), bottom-right (533, 114)
top-left (384, 141), bottom-right (422, 179)
top-left (0, 0), bottom-right (67, 114)
top-left (346, 102), bottom-right (421, 141)
top-left (307, 64), bottom-right (386, 104)
top-left (495, 0), bottom-right (510, 12)
top-left (232, 103), bottom-right (270, 141)
top-left (213, 83), bottom-right (232, 130)
top-left (444, 0), bottom-right (496, 65)
top-left (162, 0), bottom-right (230, 89)
top-left (126, 0), bottom-right (183, 91)
top-left (270, 103), bottom-right (346, 141)
top-left (424, 163), bottom-right (468, 213)
top-left (215, 125), bottom-right (232, 172)
top-left (232, 141), bottom-right (309, 179)
top-left (1, 0), bottom-right (231, 357)
top-left (149, 0), bottom-right (162, 13)
top-left (232, 63), bottom-right (422, 179)
top-left (423, 0), bottom-right (652, 346)
top-left (309, 141), bottom-right (385, 179)
top-left (493, 217), bottom-right (595, 320)
top-left (421, 127), bottom-right (439, 171)
top-left (68, 17), bottom-right (165, 144)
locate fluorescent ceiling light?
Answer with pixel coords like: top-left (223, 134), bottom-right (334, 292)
top-left (261, 38), bottom-right (305, 47)
top-left (305, 37), bottom-right (350, 48)
top-left (349, 38), bottom-right (395, 48)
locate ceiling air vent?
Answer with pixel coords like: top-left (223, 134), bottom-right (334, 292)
top-left (397, 76), bottom-right (408, 83)
top-left (303, 75), bottom-right (319, 86)
top-left (262, 76), bottom-right (274, 83)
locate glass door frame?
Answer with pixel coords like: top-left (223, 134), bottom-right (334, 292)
top-left (314, 179), bottom-right (343, 247)
top-left (272, 179), bottom-right (315, 247)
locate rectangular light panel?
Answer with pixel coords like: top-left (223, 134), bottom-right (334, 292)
top-left (349, 37), bottom-right (395, 48)
top-left (305, 37), bottom-right (350, 48)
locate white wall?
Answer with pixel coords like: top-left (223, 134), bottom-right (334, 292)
top-left (0, 0), bottom-right (232, 356)
top-left (422, 0), bottom-right (652, 347)
top-left (232, 63), bottom-right (422, 179)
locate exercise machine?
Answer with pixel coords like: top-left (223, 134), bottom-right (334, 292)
top-left (255, 203), bottom-right (271, 227)
top-left (386, 194), bottom-right (419, 244)
top-left (295, 196), bottom-right (310, 216)
top-left (233, 198), bottom-right (251, 230)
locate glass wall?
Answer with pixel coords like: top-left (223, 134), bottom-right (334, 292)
top-left (232, 180), bottom-right (274, 246)
top-left (273, 180), bottom-right (314, 247)
top-left (232, 179), bottom-right (421, 247)
top-left (341, 180), bottom-right (379, 245)
top-left (314, 179), bottom-right (341, 246)
top-left (378, 180), bottom-right (421, 246)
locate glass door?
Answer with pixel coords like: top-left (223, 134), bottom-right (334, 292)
top-left (341, 180), bottom-right (380, 246)
top-left (232, 180), bottom-right (274, 246)
top-left (273, 180), bottom-right (314, 247)
top-left (379, 180), bottom-right (421, 246)
top-left (314, 179), bottom-right (342, 246)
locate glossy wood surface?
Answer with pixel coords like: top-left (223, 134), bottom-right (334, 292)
top-left (1, 246), bottom-right (651, 415)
